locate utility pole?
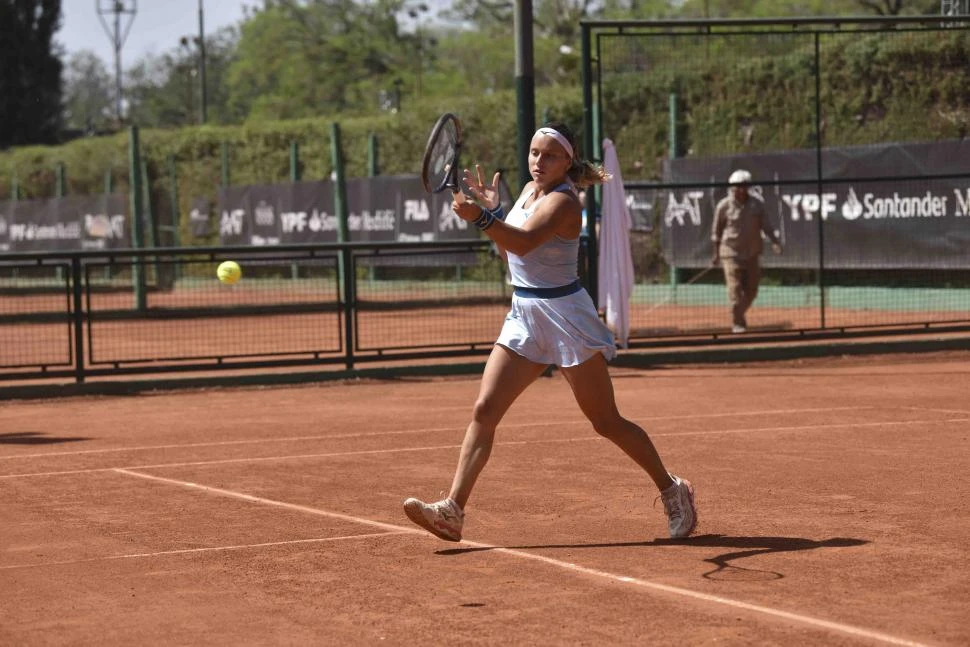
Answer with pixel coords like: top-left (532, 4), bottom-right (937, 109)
top-left (96, 1), bottom-right (137, 124)
top-left (198, 0), bottom-right (208, 123)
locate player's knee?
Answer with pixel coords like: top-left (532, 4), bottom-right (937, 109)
top-left (587, 412), bottom-right (624, 440)
top-left (471, 397), bottom-right (503, 427)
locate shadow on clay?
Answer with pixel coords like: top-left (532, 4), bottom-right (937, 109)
top-left (437, 534), bottom-right (869, 581)
top-left (0, 432), bottom-right (92, 445)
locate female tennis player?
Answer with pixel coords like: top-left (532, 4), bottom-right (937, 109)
top-left (404, 122), bottom-right (697, 541)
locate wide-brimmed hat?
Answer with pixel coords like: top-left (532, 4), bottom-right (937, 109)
top-left (728, 169), bottom-right (752, 185)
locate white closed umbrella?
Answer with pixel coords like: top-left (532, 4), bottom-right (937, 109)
top-left (597, 139), bottom-right (635, 348)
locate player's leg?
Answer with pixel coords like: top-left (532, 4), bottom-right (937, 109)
top-left (560, 352), bottom-right (697, 538)
top-left (559, 352), bottom-right (672, 490)
top-left (404, 344), bottom-right (546, 541)
top-left (448, 344), bottom-right (548, 508)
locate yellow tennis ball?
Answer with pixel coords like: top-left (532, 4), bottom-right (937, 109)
top-left (217, 260), bottom-right (242, 285)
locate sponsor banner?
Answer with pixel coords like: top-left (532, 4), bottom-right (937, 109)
top-left (625, 187), bottom-right (658, 232)
top-left (218, 175), bottom-right (478, 246)
top-left (660, 139), bottom-right (970, 269)
top-left (189, 198), bottom-right (212, 237)
top-left (0, 194), bottom-right (129, 252)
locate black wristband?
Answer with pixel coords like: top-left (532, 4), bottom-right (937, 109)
top-left (473, 209), bottom-right (495, 231)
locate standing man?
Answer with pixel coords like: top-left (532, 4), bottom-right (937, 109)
top-left (712, 169), bottom-right (782, 333)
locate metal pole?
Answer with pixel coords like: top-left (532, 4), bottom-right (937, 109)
top-left (114, 10), bottom-right (123, 120)
top-left (330, 123), bottom-right (349, 244)
top-left (330, 122), bottom-right (354, 369)
top-left (55, 163), bottom-right (66, 197)
top-left (580, 22), bottom-right (598, 304)
top-left (129, 125), bottom-right (146, 310)
top-left (814, 33), bottom-right (825, 329)
top-left (669, 93), bottom-right (680, 290)
top-left (367, 133), bottom-right (379, 177)
top-left (198, 0), bottom-right (207, 123)
top-left (167, 155), bottom-right (181, 249)
top-left (72, 257), bottom-right (86, 383)
top-left (290, 142), bottom-right (301, 182)
top-left (514, 0), bottom-right (535, 191)
top-left (221, 141), bottom-right (230, 187)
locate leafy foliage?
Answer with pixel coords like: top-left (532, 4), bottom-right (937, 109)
top-left (125, 27), bottom-right (241, 127)
top-left (226, 0), bottom-right (418, 120)
top-left (0, 0), bottom-right (63, 148)
top-left (62, 50), bottom-right (114, 135)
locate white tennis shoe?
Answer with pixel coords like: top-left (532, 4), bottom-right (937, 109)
top-left (660, 474), bottom-right (697, 538)
top-left (403, 496), bottom-right (464, 542)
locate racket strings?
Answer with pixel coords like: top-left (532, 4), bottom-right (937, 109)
top-left (422, 113), bottom-right (462, 194)
top-left (429, 128), bottom-right (457, 188)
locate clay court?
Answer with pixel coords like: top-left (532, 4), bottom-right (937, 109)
top-left (2, 351), bottom-right (968, 646)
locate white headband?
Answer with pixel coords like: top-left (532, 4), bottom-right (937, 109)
top-left (534, 128), bottom-right (574, 160)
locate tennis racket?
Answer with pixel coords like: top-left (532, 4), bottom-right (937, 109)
top-left (421, 112), bottom-right (463, 194)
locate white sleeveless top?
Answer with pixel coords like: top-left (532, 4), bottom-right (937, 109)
top-left (504, 183), bottom-right (579, 289)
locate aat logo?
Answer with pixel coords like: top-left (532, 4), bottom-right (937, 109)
top-left (664, 191), bottom-right (704, 227)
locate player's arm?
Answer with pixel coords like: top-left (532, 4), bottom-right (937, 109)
top-left (454, 187), bottom-right (578, 257)
top-left (488, 190), bottom-right (578, 256)
top-left (455, 168), bottom-right (580, 255)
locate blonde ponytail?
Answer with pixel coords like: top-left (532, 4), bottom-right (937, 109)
top-left (570, 160), bottom-right (612, 189)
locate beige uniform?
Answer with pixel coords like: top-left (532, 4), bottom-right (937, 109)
top-left (712, 194), bottom-right (775, 261)
top-left (712, 194), bottom-right (779, 329)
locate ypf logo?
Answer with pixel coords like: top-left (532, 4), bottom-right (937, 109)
top-left (841, 187), bottom-right (863, 220)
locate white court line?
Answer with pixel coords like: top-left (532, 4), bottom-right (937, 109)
top-left (3, 416), bottom-right (968, 480)
top-left (901, 406), bottom-right (970, 415)
top-left (111, 468), bottom-right (928, 647)
top-left (0, 531), bottom-right (407, 571)
top-left (0, 407), bottom-right (870, 461)
top-left (113, 468), bottom-right (420, 535)
top-left (664, 417), bottom-right (970, 438)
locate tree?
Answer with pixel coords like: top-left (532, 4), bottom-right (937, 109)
top-left (855, 0), bottom-right (939, 14)
top-left (226, 0), bottom-right (419, 120)
top-left (0, 0), bottom-right (63, 148)
top-left (62, 50), bottom-right (113, 134)
top-left (446, 0), bottom-right (597, 41)
top-left (673, 0), bottom-right (938, 17)
top-left (124, 27), bottom-right (240, 128)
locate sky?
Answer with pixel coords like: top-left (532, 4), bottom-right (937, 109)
top-left (58, 0), bottom-right (250, 66)
top-left (57, 0), bottom-right (451, 68)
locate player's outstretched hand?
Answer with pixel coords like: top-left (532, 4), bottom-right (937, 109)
top-left (462, 165), bottom-right (502, 211)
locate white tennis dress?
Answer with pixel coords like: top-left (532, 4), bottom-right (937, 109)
top-left (495, 184), bottom-right (617, 367)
